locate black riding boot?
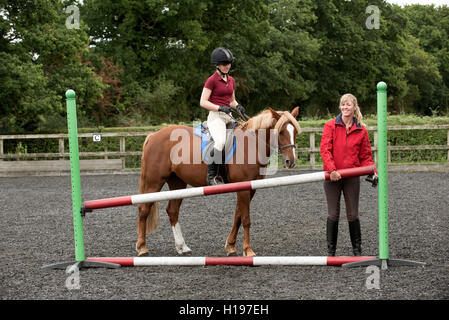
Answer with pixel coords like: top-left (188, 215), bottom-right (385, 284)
top-left (206, 163), bottom-right (222, 185)
top-left (206, 148), bottom-right (223, 186)
top-left (217, 148), bottom-right (229, 184)
top-left (348, 219), bottom-right (362, 256)
top-left (326, 218), bottom-right (339, 256)
top-left (217, 164), bottom-right (228, 184)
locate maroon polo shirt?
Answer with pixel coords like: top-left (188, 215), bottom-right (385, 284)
top-left (204, 72), bottom-right (235, 106)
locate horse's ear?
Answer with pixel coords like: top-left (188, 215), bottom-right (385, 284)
top-left (291, 106), bottom-right (299, 119)
top-left (268, 108), bottom-right (281, 120)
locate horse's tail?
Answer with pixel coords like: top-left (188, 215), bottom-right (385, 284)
top-left (137, 133), bottom-right (160, 234)
top-left (145, 201), bottom-right (160, 234)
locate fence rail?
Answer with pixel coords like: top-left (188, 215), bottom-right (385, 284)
top-left (1, 125), bottom-right (448, 176)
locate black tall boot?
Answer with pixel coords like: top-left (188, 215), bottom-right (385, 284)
top-left (217, 163), bottom-right (229, 184)
top-left (206, 148), bottom-right (223, 186)
top-left (217, 149), bottom-right (229, 184)
top-left (326, 218), bottom-right (339, 256)
top-left (206, 163), bottom-right (222, 185)
top-left (348, 219), bottom-right (362, 256)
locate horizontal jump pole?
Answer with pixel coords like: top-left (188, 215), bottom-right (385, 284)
top-left (86, 256), bottom-right (376, 267)
top-left (84, 165), bottom-right (375, 211)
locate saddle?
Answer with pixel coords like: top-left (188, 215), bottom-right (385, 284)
top-left (193, 121), bottom-right (238, 164)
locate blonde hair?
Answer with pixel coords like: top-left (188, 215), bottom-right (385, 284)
top-left (340, 93), bottom-right (365, 127)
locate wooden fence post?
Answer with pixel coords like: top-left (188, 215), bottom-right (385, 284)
top-left (0, 138), bottom-right (3, 162)
top-left (120, 136), bottom-right (126, 169)
top-left (309, 132), bottom-right (315, 168)
top-left (58, 138), bottom-right (64, 160)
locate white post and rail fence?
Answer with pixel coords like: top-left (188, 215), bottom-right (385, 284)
top-left (1, 125), bottom-right (448, 177)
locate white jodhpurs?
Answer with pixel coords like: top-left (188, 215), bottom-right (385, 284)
top-left (207, 110), bottom-right (234, 152)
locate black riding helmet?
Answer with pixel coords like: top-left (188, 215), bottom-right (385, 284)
top-left (210, 47), bottom-right (235, 65)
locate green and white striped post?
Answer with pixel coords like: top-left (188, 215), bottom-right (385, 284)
top-left (343, 82), bottom-right (425, 269)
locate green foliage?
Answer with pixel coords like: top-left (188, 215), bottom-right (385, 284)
top-left (0, 0), bottom-right (106, 133)
top-left (2, 0), bottom-right (449, 133)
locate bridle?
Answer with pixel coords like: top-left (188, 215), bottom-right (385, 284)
top-left (228, 110), bottom-right (297, 156)
top-left (278, 143), bottom-right (297, 152)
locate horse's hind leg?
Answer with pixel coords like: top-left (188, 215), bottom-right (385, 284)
top-left (136, 203), bottom-right (154, 256)
top-left (166, 175), bottom-right (191, 255)
top-left (136, 182), bottom-right (165, 256)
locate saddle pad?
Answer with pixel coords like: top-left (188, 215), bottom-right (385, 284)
top-left (193, 122), bottom-right (237, 164)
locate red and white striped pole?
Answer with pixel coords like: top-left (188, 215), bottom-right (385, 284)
top-left (83, 166), bottom-right (375, 211)
top-left (86, 256), bottom-right (376, 267)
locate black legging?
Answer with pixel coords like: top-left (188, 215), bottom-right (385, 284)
top-left (323, 176), bottom-right (360, 222)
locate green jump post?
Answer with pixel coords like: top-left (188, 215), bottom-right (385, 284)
top-left (66, 89), bottom-right (85, 262)
top-left (343, 82), bottom-right (425, 269)
top-left (377, 82), bottom-right (389, 268)
top-left (41, 90), bottom-right (119, 270)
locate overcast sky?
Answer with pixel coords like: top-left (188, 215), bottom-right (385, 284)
top-left (386, 0), bottom-right (448, 6)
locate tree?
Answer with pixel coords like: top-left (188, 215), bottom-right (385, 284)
top-left (307, 0), bottom-right (413, 116)
top-left (0, 0), bottom-right (105, 133)
top-left (403, 4), bottom-right (449, 114)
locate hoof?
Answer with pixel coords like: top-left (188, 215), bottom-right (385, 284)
top-left (136, 242), bottom-right (149, 257)
top-left (225, 242), bottom-right (237, 256)
top-left (243, 249), bottom-right (256, 257)
top-left (176, 245), bottom-right (192, 256)
top-left (137, 250), bottom-right (149, 257)
top-left (181, 249), bottom-right (192, 256)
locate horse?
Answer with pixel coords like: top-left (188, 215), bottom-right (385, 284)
top-left (136, 107), bottom-right (301, 257)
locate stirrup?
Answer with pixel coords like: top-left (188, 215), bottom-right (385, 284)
top-left (207, 176), bottom-right (223, 186)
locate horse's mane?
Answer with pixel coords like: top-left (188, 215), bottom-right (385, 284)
top-left (245, 109), bottom-right (277, 130)
top-left (244, 109), bottom-right (301, 134)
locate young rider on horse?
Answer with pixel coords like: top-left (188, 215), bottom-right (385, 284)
top-left (200, 47), bottom-right (246, 185)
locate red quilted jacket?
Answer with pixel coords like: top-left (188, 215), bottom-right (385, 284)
top-left (320, 114), bottom-right (375, 173)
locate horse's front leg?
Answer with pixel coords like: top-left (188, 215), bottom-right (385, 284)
top-left (167, 198), bottom-right (192, 255)
top-left (240, 190), bottom-right (256, 257)
top-left (225, 208), bottom-right (241, 256)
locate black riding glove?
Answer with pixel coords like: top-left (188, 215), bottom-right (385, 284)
top-left (236, 104), bottom-right (246, 114)
top-left (365, 174), bottom-right (378, 187)
top-left (218, 105), bottom-right (232, 114)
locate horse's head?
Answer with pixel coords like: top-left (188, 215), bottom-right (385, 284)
top-left (245, 107), bottom-right (301, 169)
top-left (269, 107), bottom-right (301, 168)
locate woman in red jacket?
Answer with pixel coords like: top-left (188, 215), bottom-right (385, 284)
top-left (320, 93), bottom-right (377, 256)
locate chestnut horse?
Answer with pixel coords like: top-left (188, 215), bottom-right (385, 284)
top-left (136, 107), bottom-right (301, 257)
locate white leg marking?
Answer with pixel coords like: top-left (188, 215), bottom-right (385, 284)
top-left (172, 222), bottom-right (191, 255)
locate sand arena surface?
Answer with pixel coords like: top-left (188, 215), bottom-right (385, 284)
top-left (1, 171), bottom-right (447, 300)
